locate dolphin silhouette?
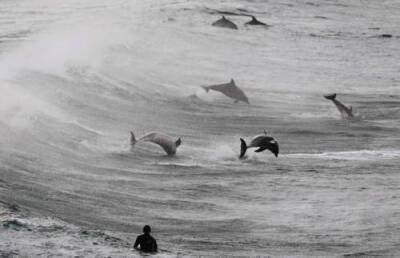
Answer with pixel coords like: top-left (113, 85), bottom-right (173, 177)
top-left (202, 79), bottom-right (249, 104)
top-left (212, 16), bottom-right (238, 30)
top-left (324, 93), bottom-right (353, 117)
top-left (245, 16), bottom-right (269, 26)
top-left (131, 131), bottom-right (181, 156)
top-left (239, 131), bottom-right (279, 159)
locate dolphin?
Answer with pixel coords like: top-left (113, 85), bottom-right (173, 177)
top-left (130, 131), bottom-right (181, 156)
top-left (324, 93), bottom-right (353, 117)
top-left (212, 16), bottom-right (238, 30)
top-left (245, 16), bottom-right (269, 26)
top-left (202, 79), bottom-right (249, 104)
top-left (239, 131), bottom-right (279, 159)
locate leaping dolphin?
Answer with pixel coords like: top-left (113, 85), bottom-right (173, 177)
top-left (324, 93), bottom-right (353, 117)
top-left (212, 16), bottom-right (238, 30)
top-left (239, 131), bottom-right (279, 159)
top-left (245, 16), bottom-right (269, 26)
top-left (130, 131), bottom-right (182, 156)
top-left (202, 79), bottom-right (249, 104)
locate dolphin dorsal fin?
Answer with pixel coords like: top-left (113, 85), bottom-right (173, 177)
top-left (130, 131), bottom-right (136, 145)
top-left (252, 16), bottom-right (257, 21)
top-left (230, 79), bottom-right (235, 85)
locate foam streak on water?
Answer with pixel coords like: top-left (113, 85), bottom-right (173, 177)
top-left (1, 0), bottom-right (400, 256)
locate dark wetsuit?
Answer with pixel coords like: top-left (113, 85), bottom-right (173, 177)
top-left (134, 233), bottom-right (157, 253)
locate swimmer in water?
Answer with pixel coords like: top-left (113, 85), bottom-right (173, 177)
top-left (134, 225), bottom-right (158, 253)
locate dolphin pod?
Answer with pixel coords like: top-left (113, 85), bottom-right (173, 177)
top-left (130, 130), bottom-right (278, 159)
top-left (239, 131), bottom-right (279, 159)
top-left (126, 15), bottom-right (358, 160)
top-left (131, 131), bottom-right (182, 156)
top-left (324, 93), bottom-right (354, 118)
top-left (202, 79), bottom-right (249, 104)
top-left (212, 15), bottom-right (270, 30)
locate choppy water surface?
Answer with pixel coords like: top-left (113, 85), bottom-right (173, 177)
top-left (1, 0), bottom-right (400, 257)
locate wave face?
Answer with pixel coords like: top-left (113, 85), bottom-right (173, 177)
top-left (1, 0), bottom-right (400, 256)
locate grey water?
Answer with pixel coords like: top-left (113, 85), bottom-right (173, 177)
top-left (1, 0), bottom-right (400, 257)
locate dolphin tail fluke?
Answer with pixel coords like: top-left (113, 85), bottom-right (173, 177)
top-left (175, 138), bottom-right (182, 148)
top-left (240, 138), bottom-right (247, 159)
top-left (324, 93), bottom-right (336, 100)
top-left (130, 131), bottom-right (137, 146)
top-left (201, 86), bottom-right (209, 93)
top-left (271, 142), bottom-right (279, 158)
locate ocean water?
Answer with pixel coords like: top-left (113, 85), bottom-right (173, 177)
top-left (1, 0), bottom-right (400, 257)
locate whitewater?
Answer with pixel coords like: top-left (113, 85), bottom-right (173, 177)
top-left (1, 0), bottom-right (400, 257)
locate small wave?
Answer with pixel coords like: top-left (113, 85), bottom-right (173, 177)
top-left (289, 112), bottom-right (339, 120)
top-left (2, 219), bottom-right (29, 231)
top-left (79, 230), bottom-right (125, 246)
top-left (240, 157), bottom-right (268, 165)
top-left (0, 201), bottom-right (137, 257)
top-left (152, 162), bottom-right (204, 169)
top-left (68, 120), bottom-right (105, 135)
top-left (0, 30), bottom-right (31, 41)
top-left (343, 249), bottom-right (393, 257)
top-left (0, 201), bottom-right (20, 212)
top-left (287, 149), bottom-right (400, 161)
top-left (286, 129), bottom-right (331, 136)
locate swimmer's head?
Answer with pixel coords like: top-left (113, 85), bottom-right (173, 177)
top-left (143, 225), bottom-right (151, 234)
